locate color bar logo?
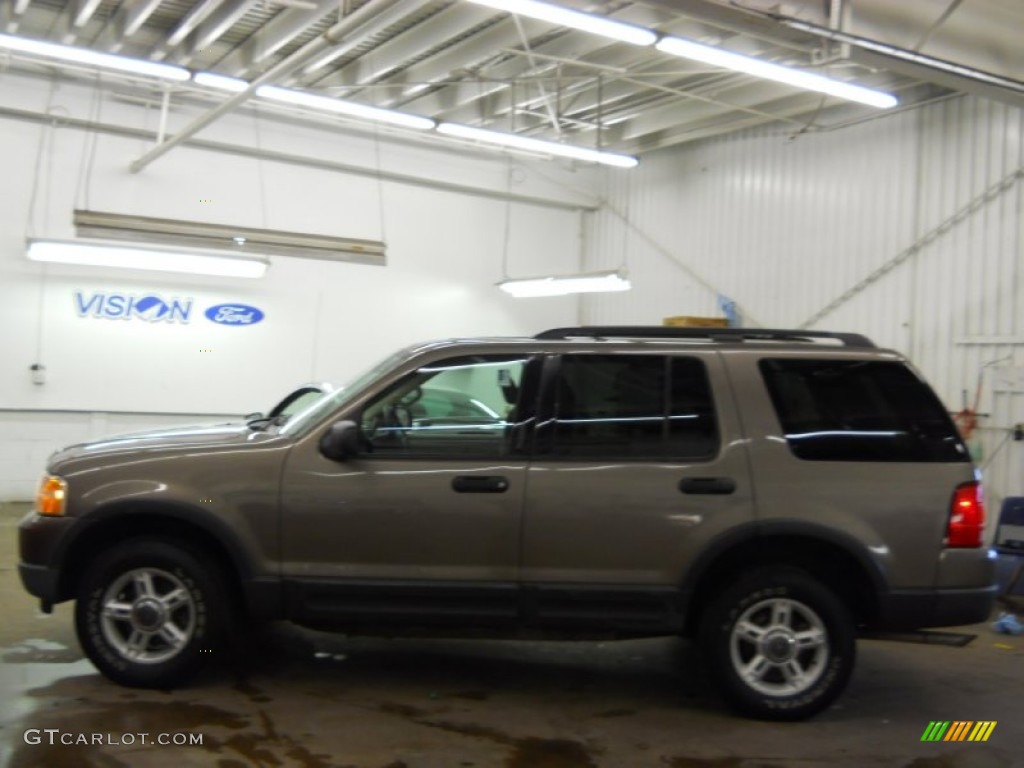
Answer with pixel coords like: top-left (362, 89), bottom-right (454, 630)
top-left (921, 721), bottom-right (997, 742)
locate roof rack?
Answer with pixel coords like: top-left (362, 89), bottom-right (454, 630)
top-left (534, 326), bottom-right (876, 348)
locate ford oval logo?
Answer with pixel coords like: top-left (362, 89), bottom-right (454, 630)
top-left (204, 303), bottom-right (265, 326)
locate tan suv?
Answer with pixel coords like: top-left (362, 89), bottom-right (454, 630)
top-left (18, 327), bottom-right (996, 719)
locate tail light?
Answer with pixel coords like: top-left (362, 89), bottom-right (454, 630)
top-left (947, 482), bottom-right (985, 548)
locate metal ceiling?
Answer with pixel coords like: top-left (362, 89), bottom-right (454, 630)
top-left (3, 0), bottom-right (1023, 161)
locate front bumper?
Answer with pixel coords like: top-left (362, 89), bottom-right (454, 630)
top-left (18, 510), bottom-right (77, 605)
top-left (18, 562), bottom-right (60, 605)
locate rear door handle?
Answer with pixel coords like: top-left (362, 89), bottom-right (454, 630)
top-left (452, 475), bottom-right (510, 493)
top-left (679, 477), bottom-right (736, 495)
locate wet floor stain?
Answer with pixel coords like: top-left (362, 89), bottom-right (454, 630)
top-left (378, 701), bottom-right (428, 718)
top-left (420, 720), bottom-right (508, 742)
top-left (449, 690), bottom-right (490, 701)
top-left (386, 715), bottom-right (598, 768)
top-left (904, 757), bottom-right (1011, 768)
top-left (595, 708), bottom-right (635, 718)
top-left (7, 743), bottom-right (133, 768)
top-left (233, 678), bottom-right (273, 704)
top-left (667, 760), bottom-right (790, 768)
top-left (211, 710), bottom-right (339, 768)
top-left (81, 699), bottom-right (250, 732)
top-left (2, 638), bottom-right (82, 664)
top-left (505, 737), bottom-right (597, 768)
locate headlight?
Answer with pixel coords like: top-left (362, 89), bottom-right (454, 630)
top-left (36, 475), bottom-right (68, 517)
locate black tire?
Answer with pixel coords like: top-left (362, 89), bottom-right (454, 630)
top-left (74, 538), bottom-right (227, 688)
top-left (699, 567), bottom-right (855, 721)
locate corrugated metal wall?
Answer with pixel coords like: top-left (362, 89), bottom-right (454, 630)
top-left (584, 94), bottom-right (1024, 510)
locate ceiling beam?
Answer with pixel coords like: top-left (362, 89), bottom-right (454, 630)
top-left (96, 0), bottom-right (164, 53)
top-left (72, 0), bottom-right (104, 29)
top-left (129, 0), bottom-right (408, 173)
top-left (214, 0), bottom-right (341, 77)
top-left (375, 17), bottom-right (540, 108)
top-left (287, 0), bottom-right (430, 85)
top-left (399, 28), bottom-right (630, 118)
top-left (309, 4), bottom-right (497, 90)
top-left (162, 0), bottom-right (262, 66)
top-left (157, 0), bottom-right (227, 55)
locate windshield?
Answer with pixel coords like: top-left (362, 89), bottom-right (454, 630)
top-left (278, 347), bottom-right (416, 436)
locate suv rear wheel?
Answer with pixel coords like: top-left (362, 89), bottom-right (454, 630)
top-left (699, 567), bottom-right (855, 720)
top-left (74, 538), bottom-right (226, 688)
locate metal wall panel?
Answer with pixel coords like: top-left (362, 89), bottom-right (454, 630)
top-left (585, 94), bottom-right (1024, 506)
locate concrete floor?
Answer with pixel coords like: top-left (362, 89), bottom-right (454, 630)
top-left (2, 502), bottom-right (1022, 768)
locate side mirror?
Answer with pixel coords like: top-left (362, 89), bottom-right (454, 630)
top-left (319, 420), bottom-right (363, 461)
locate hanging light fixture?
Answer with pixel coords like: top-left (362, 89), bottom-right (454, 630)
top-left (655, 36), bottom-right (898, 109)
top-left (497, 269), bottom-right (631, 298)
top-left (0, 33), bottom-right (190, 81)
top-left (27, 240), bottom-right (269, 279)
top-left (463, 0), bottom-right (657, 46)
top-left (438, 123), bottom-right (638, 168)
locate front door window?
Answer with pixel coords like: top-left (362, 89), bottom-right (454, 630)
top-left (360, 355), bottom-right (528, 457)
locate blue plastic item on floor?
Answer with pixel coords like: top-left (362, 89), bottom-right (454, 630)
top-left (991, 612), bottom-right (1024, 635)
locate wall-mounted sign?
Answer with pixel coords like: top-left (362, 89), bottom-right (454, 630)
top-left (72, 291), bottom-right (266, 326)
top-left (74, 291), bottom-right (193, 323)
top-left (204, 304), bottom-right (265, 326)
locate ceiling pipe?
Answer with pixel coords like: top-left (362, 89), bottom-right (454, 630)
top-left (638, 0), bottom-right (1024, 109)
top-left (779, 17), bottom-right (1024, 99)
top-left (128, 0), bottom-right (407, 173)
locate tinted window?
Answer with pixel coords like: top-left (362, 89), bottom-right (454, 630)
top-left (360, 355), bottom-right (525, 457)
top-left (759, 359), bottom-right (967, 462)
top-left (668, 357), bottom-right (719, 459)
top-left (548, 355), bottom-right (718, 460)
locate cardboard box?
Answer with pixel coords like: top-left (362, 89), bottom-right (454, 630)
top-left (663, 315), bottom-right (729, 328)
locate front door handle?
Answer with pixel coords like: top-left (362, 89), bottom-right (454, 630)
top-left (452, 475), bottom-right (510, 493)
top-left (679, 477), bottom-right (736, 495)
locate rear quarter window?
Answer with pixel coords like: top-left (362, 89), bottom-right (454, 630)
top-left (759, 358), bottom-right (968, 462)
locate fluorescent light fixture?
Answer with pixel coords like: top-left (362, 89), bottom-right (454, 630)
top-left (193, 71), bottom-right (249, 92)
top-left (437, 122), bottom-right (638, 168)
top-left (257, 86), bottom-right (435, 131)
top-left (0, 33), bottom-right (190, 81)
top-left (466, 0), bottom-right (656, 46)
top-left (498, 269), bottom-right (631, 297)
top-left (655, 36), bottom-right (897, 109)
top-left (27, 240), bottom-right (269, 279)
top-left (74, 209), bottom-right (386, 267)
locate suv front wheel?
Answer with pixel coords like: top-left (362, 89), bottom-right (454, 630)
top-left (699, 567), bottom-right (855, 720)
top-left (74, 538), bottom-right (226, 688)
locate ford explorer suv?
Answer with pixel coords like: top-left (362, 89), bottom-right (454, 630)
top-left (18, 326), bottom-right (997, 720)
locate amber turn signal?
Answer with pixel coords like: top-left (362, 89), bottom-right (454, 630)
top-left (36, 475), bottom-right (68, 517)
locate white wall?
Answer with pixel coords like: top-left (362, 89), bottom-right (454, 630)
top-left (584, 94), bottom-right (1024, 513)
top-left (0, 70), bottom-right (599, 499)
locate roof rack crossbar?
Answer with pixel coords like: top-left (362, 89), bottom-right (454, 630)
top-left (534, 326), bottom-right (875, 348)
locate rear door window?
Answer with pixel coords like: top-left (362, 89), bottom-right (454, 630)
top-left (543, 354), bottom-right (718, 460)
top-left (759, 359), bottom-right (967, 462)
